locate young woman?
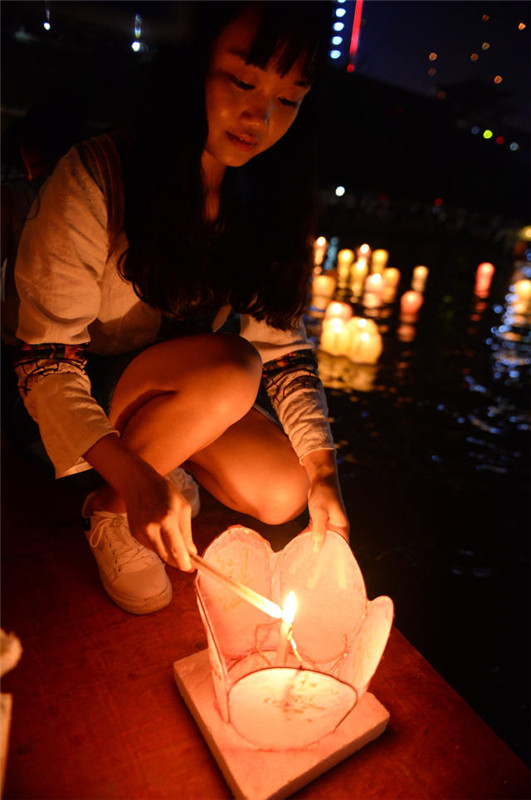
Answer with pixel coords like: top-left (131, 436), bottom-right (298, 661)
top-left (12, 1), bottom-right (349, 614)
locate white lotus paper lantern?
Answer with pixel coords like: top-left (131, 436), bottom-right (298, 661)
top-left (195, 527), bottom-right (393, 751)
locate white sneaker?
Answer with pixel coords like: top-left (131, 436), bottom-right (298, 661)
top-left (166, 467), bottom-right (201, 518)
top-left (81, 494), bottom-right (172, 615)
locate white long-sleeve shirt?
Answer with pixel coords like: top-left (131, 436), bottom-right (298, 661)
top-left (14, 135), bottom-right (334, 478)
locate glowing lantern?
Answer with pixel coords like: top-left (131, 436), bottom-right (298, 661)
top-left (371, 249), bottom-right (389, 274)
top-left (400, 290), bottom-right (424, 322)
top-left (363, 273), bottom-right (384, 308)
top-left (349, 258), bottom-right (369, 296)
top-left (314, 236), bottom-right (328, 268)
top-left (411, 265), bottom-right (429, 293)
top-left (356, 243), bottom-right (372, 260)
top-left (337, 249), bottom-right (355, 288)
top-left (311, 273), bottom-right (337, 313)
top-left (324, 301), bottom-right (353, 323)
top-left (320, 317), bottom-right (352, 356)
top-left (382, 267), bottom-right (401, 303)
top-left (511, 279), bottom-right (531, 313)
top-left (475, 262), bottom-right (495, 296)
top-left (194, 526), bottom-right (394, 750)
top-left (342, 316), bottom-right (382, 365)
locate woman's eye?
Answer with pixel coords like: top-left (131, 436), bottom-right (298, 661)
top-left (279, 97), bottom-right (300, 109)
top-left (230, 75), bottom-right (254, 91)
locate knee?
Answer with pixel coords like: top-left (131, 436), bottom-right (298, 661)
top-left (255, 470), bottom-right (309, 526)
top-left (208, 335), bottom-right (262, 416)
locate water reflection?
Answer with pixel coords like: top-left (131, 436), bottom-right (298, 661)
top-left (305, 253), bottom-right (530, 762)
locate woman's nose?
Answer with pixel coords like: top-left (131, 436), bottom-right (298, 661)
top-left (241, 94), bottom-right (272, 130)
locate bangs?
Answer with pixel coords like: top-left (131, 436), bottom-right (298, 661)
top-left (244, 2), bottom-right (331, 82)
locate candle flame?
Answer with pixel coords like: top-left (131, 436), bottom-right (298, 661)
top-left (331, 318), bottom-right (344, 333)
top-left (282, 591), bottom-right (297, 625)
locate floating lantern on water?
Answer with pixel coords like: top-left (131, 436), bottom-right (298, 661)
top-left (382, 267), bottom-right (401, 303)
top-left (193, 526), bottom-right (393, 751)
top-left (320, 318), bottom-right (351, 356)
top-left (337, 249), bottom-right (355, 288)
top-left (400, 290), bottom-right (424, 322)
top-left (363, 273), bottom-right (384, 308)
top-left (475, 262), bottom-right (495, 297)
top-left (356, 243), bottom-right (372, 261)
top-left (371, 249), bottom-right (389, 274)
top-left (313, 236), bottom-right (328, 269)
top-left (411, 265), bottom-right (429, 293)
top-left (512, 278), bottom-right (531, 301)
top-left (311, 273), bottom-right (337, 314)
top-left (349, 258), bottom-right (369, 297)
top-left (324, 301), bottom-right (353, 323)
top-left (345, 317), bottom-right (383, 364)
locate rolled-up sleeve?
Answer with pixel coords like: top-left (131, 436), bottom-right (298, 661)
top-left (14, 146), bottom-right (118, 478)
top-left (240, 315), bottom-right (335, 462)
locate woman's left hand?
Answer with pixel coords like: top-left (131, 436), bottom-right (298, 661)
top-left (301, 450), bottom-right (350, 552)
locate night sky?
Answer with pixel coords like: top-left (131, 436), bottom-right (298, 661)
top-left (353, 1), bottom-right (530, 131)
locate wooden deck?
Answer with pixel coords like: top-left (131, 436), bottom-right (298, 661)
top-left (1, 441), bottom-right (529, 800)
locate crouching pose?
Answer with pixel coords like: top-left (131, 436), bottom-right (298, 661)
top-left (12, 1), bottom-right (349, 614)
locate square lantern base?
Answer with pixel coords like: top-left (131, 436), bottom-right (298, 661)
top-left (173, 649), bottom-right (390, 800)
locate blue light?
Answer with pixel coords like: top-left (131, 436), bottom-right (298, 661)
top-left (332, 36), bottom-right (343, 45)
top-left (509, 142), bottom-right (520, 151)
top-left (333, 21), bottom-right (345, 31)
top-left (330, 49), bottom-right (341, 59)
top-left (335, 8), bottom-right (346, 17)
top-left (471, 126), bottom-right (480, 135)
top-left (43, 20), bottom-right (51, 30)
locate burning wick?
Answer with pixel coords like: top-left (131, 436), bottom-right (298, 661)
top-left (275, 591), bottom-right (297, 666)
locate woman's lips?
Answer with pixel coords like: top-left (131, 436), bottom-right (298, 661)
top-left (226, 131), bottom-right (259, 151)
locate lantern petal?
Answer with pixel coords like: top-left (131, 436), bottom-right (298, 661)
top-left (343, 595), bottom-right (394, 695)
top-left (273, 532), bottom-right (367, 665)
top-left (197, 526), bottom-right (275, 658)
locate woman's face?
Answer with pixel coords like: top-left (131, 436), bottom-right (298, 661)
top-left (203, 10), bottom-right (311, 178)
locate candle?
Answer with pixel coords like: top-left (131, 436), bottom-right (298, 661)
top-left (411, 265), bottom-right (429, 293)
top-left (324, 301), bottom-right (353, 323)
top-left (320, 318), bottom-right (352, 355)
top-left (275, 591), bottom-right (297, 666)
top-left (475, 262), bottom-right (495, 296)
top-left (363, 272), bottom-right (384, 308)
top-left (313, 236), bottom-right (328, 268)
top-left (371, 249), bottom-right (389, 274)
top-left (349, 258), bottom-right (369, 297)
top-left (336, 249), bottom-right (355, 287)
top-left (311, 273), bottom-right (336, 313)
top-left (400, 290), bottom-right (424, 322)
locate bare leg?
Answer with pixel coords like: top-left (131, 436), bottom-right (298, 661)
top-left (185, 406), bottom-right (309, 524)
top-left (90, 333), bottom-right (262, 512)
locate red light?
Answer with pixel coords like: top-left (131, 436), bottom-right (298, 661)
top-left (434, 197), bottom-right (444, 207)
top-left (495, 136), bottom-right (505, 145)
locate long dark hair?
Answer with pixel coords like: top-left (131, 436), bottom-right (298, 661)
top-left (114, 1), bottom-right (331, 330)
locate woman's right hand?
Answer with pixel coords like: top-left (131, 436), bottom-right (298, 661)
top-left (122, 472), bottom-right (198, 571)
top-left (84, 434), bottom-right (197, 571)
